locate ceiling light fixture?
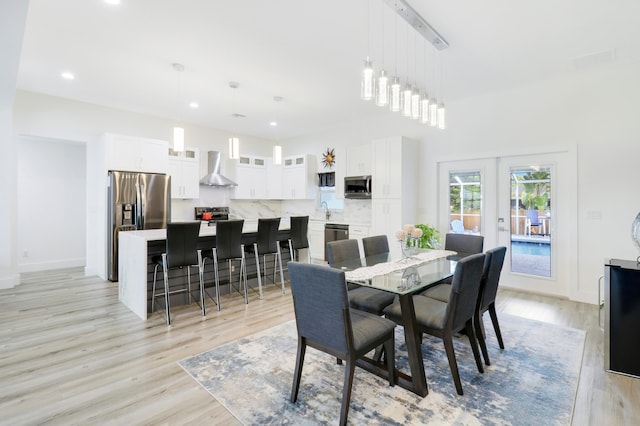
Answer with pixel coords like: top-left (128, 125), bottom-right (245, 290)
top-left (172, 63), bottom-right (185, 152)
top-left (272, 95), bottom-right (283, 165)
top-left (362, 0), bottom-right (448, 129)
top-left (361, 0), bottom-right (375, 101)
top-left (189, 102), bottom-right (199, 109)
top-left (229, 81), bottom-right (241, 159)
top-left (104, 0), bottom-right (120, 5)
top-left (61, 72), bottom-right (75, 80)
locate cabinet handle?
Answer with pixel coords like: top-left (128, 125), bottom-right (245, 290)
top-left (598, 275), bottom-right (604, 330)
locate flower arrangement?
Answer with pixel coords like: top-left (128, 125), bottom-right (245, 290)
top-left (396, 224), bottom-right (423, 247)
top-left (396, 223), bottom-right (441, 250)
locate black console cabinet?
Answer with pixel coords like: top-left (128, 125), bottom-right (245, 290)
top-left (605, 258), bottom-right (640, 378)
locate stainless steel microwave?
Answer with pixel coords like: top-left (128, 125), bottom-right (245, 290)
top-left (344, 175), bottom-right (372, 199)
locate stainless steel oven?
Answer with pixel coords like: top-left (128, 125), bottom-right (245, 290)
top-left (324, 223), bottom-right (349, 261)
top-left (194, 206), bottom-right (229, 225)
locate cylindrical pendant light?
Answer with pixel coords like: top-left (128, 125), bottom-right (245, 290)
top-left (376, 69), bottom-right (389, 107)
top-left (273, 145), bottom-right (282, 165)
top-left (389, 76), bottom-right (401, 112)
top-left (361, 57), bottom-right (375, 101)
top-left (173, 127), bottom-right (184, 152)
top-left (437, 103), bottom-right (446, 129)
top-left (228, 137), bottom-right (239, 159)
top-left (401, 84), bottom-right (413, 117)
top-left (429, 99), bottom-right (438, 127)
top-left (420, 94), bottom-right (430, 124)
top-left (411, 92), bottom-right (421, 120)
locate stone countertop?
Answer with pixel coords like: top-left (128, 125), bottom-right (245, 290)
top-left (120, 222), bottom-right (289, 242)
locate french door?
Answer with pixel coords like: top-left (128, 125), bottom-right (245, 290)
top-left (439, 151), bottom-right (576, 297)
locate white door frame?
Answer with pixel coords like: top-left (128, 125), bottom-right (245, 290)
top-left (436, 147), bottom-right (578, 299)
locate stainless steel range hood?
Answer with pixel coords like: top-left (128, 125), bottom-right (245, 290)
top-left (200, 151), bottom-right (237, 187)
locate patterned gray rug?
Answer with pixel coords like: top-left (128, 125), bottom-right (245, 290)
top-left (179, 314), bottom-right (585, 425)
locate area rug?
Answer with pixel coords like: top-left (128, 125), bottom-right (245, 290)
top-left (179, 314), bottom-right (585, 425)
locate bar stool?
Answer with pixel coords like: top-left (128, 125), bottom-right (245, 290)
top-left (251, 218), bottom-right (285, 299)
top-left (287, 216), bottom-right (311, 263)
top-left (151, 222), bottom-right (204, 325)
top-left (202, 219), bottom-right (247, 310)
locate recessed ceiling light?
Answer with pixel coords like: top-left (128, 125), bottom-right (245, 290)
top-left (104, 0), bottom-right (121, 5)
top-left (270, 121), bottom-right (278, 127)
top-left (61, 72), bottom-right (75, 80)
top-left (189, 102), bottom-right (199, 109)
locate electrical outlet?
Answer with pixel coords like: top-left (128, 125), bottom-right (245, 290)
top-left (231, 265), bottom-right (235, 272)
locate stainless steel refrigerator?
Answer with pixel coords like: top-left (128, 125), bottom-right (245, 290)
top-left (107, 170), bottom-right (171, 281)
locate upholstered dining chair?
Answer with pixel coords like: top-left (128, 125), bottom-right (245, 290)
top-left (362, 234), bottom-right (390, 264)
top-left (444, 233), bottom-right (484, 261)
top-left (202, 219), bottom-right (247, 310)
top-left (249, 217), bottom-right (285, 299)
top-left (384, 253), bottom-right (486, 395)
top-left (422, 246), bottom-right (507, 366)
top-left (327, 239), bottom-right (395, 315)
top-left (288, 261), bottom-right (396, 426)
top-left (151, 221), bottom-right (204, 325)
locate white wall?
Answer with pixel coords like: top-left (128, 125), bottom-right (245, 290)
top-left (18, 136), bottom-right (86, 272)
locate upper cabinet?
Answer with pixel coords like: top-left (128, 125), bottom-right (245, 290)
top-left (168, 148), bottom-right (199, 199)
top-left (346, 145), bottom-right (372, 176)
top-left (282, 154), bottom-right (316, 199)
top-left (372, 136), bottom-right (417, 199)
top-left (104, 133), bottom-right (168, 174)
top-left (229, 155), bottom-right (268, 199)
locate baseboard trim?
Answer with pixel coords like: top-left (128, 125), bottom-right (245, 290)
top-left (19, 258), bottom-right (85, 274)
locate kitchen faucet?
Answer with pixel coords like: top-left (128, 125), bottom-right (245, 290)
top-left (321, 201), bottom-right (331, 220)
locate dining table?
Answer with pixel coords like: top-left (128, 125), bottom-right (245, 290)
top-left (330, 249), bottom-right (457, 397)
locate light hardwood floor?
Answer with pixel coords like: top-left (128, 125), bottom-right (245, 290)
top-left (0, 268), bottom-right (638, 425)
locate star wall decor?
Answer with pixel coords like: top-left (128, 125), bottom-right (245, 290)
top-left (321, 148), bottom-right (335, 168)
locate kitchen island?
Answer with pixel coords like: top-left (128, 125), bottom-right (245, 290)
top-left (118, 222), bottom-right (291, 320)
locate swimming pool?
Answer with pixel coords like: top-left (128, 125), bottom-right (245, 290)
top-left (511, 241), bottom-right (550, 256)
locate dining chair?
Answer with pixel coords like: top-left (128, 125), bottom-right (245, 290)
top-left (250, 217), bottom-right (285, 299)
top-left (288, 261), bottom-right (396, 426)
top-left (362, 234), bottom-right (390, 262)
top-left (327, 239), bottom-right (395, 315)
top-left (422, 246), bottom-right (507, 366)
top-left (202, 219), bottom-right (247, 310)
top-left (151, 221), bottom-right (204, 325)
top-left (384, 253), bottom-right (486, 395)
top-left (444, 233), bottom-right (484, 261)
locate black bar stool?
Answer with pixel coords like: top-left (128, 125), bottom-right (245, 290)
top-left (151, 222), bottom-right (204, 325)
top-left (202, 219), bottom-right (248, 310)
top-left (287, 216), bottom-right (311, 263)
top-left (251, 218), bottom-right (285, 299)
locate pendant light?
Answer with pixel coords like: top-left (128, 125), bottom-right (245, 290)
top-left (361, 0), bottom-right (374, 101)
top-left (437, 51), bottom-right (446, 129)
top-left (389, 12), bottom-right (401, 112)
top-left (272, 96), bottom-right (283, 165)
top-left (229, 81), bottom-right (240, 159)
top-left (410, 32), bottom-right (421, 119)
top-left (172, 63), bottom-right (185, 152)
top-left (429, 49), bottom-right (438, 127)
top-left (420, 41), bottom-right (430, 124)
top-left (173, 127), bottom-right (184, 152)
top-left (375, 1), bottom-right (389, 107)
top-left (401, 22), bottom-right (412, 117)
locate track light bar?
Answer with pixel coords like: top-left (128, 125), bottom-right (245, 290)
top-left (384, 0), bottom-right (449, 50)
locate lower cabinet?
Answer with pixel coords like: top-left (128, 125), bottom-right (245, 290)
top-left (308, 221), bottom-right (325, 263)
top-left (349, 224), bottom-right (370, 256)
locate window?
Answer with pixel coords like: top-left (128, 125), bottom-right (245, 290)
top-left (449, 171), bottom-right (481, 233)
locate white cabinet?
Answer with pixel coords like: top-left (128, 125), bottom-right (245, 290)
top-left (349, 224), bottom-right (370, 255)
top-left (229, 155), bottom-right (268, 199)
top-left (104, 133), bottom-right (168, 173)
top-left (282, 154), bottom-right (316, 199)
top-left (371, 137), bottom-right (418, 258)
top-left (346, 145), bottom-right (372, 176)
top-left (266, 158), bottom-right (283, 199)
top-left (308, 221), bottom-right (325, 263)
top-left (168, 148), bottom-right (199, 199)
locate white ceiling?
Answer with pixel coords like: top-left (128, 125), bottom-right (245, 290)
top-left (17, 0), bottom-right (640, 140)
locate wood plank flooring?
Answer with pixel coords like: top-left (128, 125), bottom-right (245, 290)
top-left (0, 268), bottom-right (638, 425)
